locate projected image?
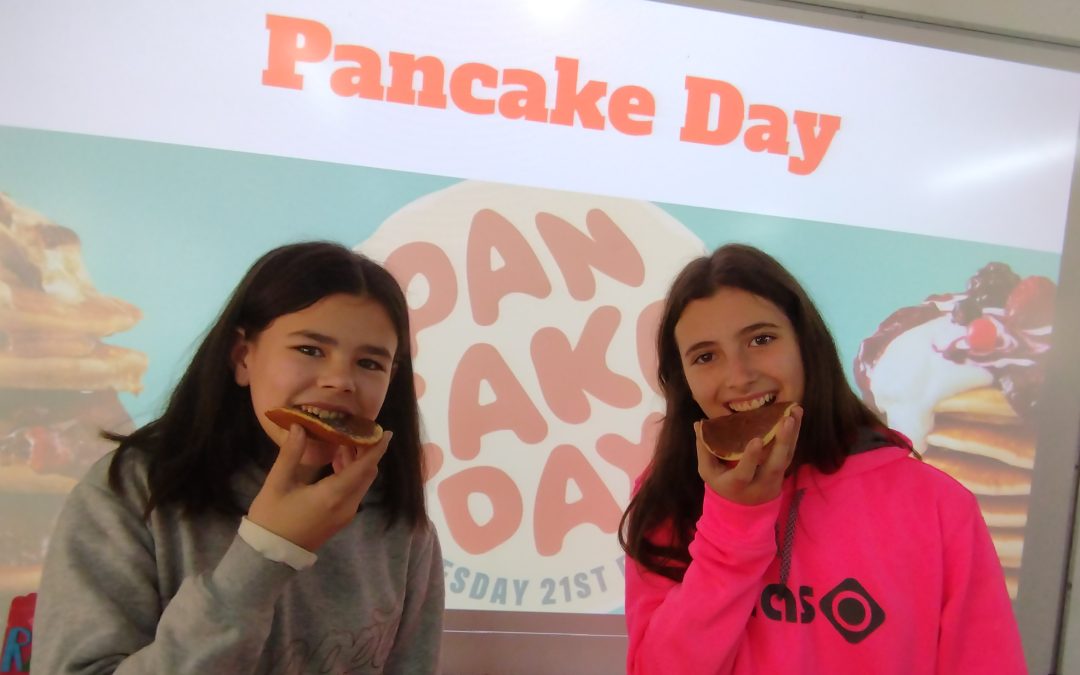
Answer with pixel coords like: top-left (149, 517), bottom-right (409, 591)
top-left (0, 192), bottom-right (147, 596)
top-left (0, 124), bottom-right (1066, 620)
top-left (855, 263), bottom-right (1056, 597)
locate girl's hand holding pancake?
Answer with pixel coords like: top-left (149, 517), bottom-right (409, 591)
top-left (248, 423), bottom-right (391, 552)
top-left (694, 405), bottom-right (802, 505)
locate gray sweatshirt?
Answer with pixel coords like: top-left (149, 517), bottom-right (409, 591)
top-left (31, 450), bottom-right (444, 675)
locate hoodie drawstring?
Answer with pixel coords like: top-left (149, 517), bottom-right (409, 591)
top-left (778, 488), bottom-right (805, 586)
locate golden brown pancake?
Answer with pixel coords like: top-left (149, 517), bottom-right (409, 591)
top-left (0, 463), bottom-right (78, 494)
top-left (0, 192), bottom-right (146, 598)
top-left (266, 407), bottom-right (384, 447)
top-left (924, 450), bottom-right (1031, 496)
top-left (0, 490), bottom-right (68, 594)
top-left (1002, 568), bottom-right (1019, 599)
top-left (0, 344), bottom-right (148, 392)
top-left (975, 495), bottom-right (1029, 528)
top-left (699, 401), bottom-right (796, 461)
top-left (0, 291), bottom-right (142, 336)
top-left (932, 387), bottom-right (1018, 424)
top-left (926, 424), bottom-right (1035, 470)
top-left (1, 191), bottom-right (142, 337)
top-left (989, 528), bottom-right (1025, 569)
top-left (0, 563), bottom-right (43, 594)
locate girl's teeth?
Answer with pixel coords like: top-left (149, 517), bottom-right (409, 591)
top-left (299, 405), bottom-right (346, 421)
top-left (729, 393), bottom-right (776, 412)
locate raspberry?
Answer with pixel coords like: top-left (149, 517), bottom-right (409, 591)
top-left (967, 317), bottom-right (997, 354)
top-left (1006, 276), bottom-right (1055, 328)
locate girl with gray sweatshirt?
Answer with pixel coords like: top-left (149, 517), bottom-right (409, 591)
top-left (32, 242), bottom-right (444, 674)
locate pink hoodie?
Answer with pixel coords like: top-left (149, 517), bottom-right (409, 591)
top-left (625, 445), bottom-right (1026, 674)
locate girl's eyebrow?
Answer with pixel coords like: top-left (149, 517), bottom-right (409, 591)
top-left (738, 321), bottom-right (780, 336)
top-left (289, 330), bottom-right (394, 358)
top-left (682, 340), bottom-right (715, 358)
top-left (289, 330), bottom-right (337, 345)
top-left (359, 344), bottom-right (395, 359)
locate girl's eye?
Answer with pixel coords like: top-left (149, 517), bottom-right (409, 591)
top-left (750, 335), bottom-right (775, 347)
top-left (692, 352), bottom-right (714, 365)
top-left (295, 345), bottom-right (323, 357)
top-left (358, 358), bottom-right (387, 372)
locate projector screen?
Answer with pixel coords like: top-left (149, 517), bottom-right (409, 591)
top-left (1, 0), bottom-right (1078, 671)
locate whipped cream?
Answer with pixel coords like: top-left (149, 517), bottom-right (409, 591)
top-left (41, 248), bottom-right (89, 303)
top-left (869, 315), bottom-right (993, 453)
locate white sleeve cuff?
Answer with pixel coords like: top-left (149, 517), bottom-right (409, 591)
top-left (238, 517), bottom-right (318, 571)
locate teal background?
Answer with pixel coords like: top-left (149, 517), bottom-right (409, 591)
top-left (0, 126), bottom-right (456, 421)
top-left (0, 125), bottom-right (1062, 425)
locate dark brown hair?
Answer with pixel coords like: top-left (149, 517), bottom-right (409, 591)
top-left (108, 242), bottom-right (427, 529)
top-left (619, 244), bottom-right (904, 580)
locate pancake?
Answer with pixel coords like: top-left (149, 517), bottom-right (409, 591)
top-left (1, 191), bottom-right (142, 337)
top-left (266, 406), bottom-right (384, 447)
top-left (989, 528), bottom-right (1025, 569)
top-left (0, 290), bottom-right (142, 336)
top-left (975, 495), bottom-right (1028, 528)
top-left (1002, 568), bottom-right (1019, 599)
top-left (0, 563), bottom-right (43, 595)
top-left (925, 424), bottom-right (1035, 470)
top-left (0, 463), bottom-right (78, 494)
top-left (0, 191), bottom-right (146, 600)
top-left (924, 450), bottom-right (1031, 496)
top-left (0, 490), bottom-right (67, 594)
top-left (932, 387), bottom-right (1019, 424)
top-left (0, 344), bottom-right (148, 392)
top-left (699, 401), bottom-right (796, 461)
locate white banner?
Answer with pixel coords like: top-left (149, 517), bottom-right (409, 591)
top-left (1, 0), bottom-right (1078, 251)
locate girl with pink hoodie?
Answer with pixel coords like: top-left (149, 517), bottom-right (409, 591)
top-left (619, 244), bottom-right (1024, 674)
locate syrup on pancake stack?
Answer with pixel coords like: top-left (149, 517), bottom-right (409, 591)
top-left (855, 263), bottom-right (1055, 598)
top-left (0, 192), bottom-right (147, 596)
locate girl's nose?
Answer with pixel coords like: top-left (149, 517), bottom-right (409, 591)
top-left (725, 351), bottom-right (757, 389)
top-left (318, 358), bottom-right (357, 392)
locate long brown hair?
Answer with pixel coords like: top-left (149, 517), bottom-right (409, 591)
top-left (619, 244), bottom-right (903, 580)
top-left (108, 242), bottom-right (428, 529)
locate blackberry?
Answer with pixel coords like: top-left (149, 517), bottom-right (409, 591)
top-left (951, 297), bottom-right (982, 325)
top-left (965, 262), bottom-right (1020, 309)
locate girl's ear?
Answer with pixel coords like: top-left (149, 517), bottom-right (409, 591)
top-left (231, 329), bottom-right (251, 387)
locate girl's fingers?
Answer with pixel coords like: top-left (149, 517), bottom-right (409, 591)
top-left (763, 405), bottom-right (802, 475)
top-left (332, 444), bottom-right (359, 474)
top-left (265, 424), bottom-right (307, 489)
top-left (325, 431), bottom-right (393, 498)
top-left (331, 445), bottom-right (349, 475)
top-left (726, 437), bottom-right (764, 484)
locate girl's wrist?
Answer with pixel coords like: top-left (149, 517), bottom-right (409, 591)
top-left (239, 516), bottom-right (318, 570)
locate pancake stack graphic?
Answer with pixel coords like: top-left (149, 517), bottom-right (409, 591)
top-left (855, 263), bottom-right (1055, 597)
top-left (0, 192), bottom-right (147, 595)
